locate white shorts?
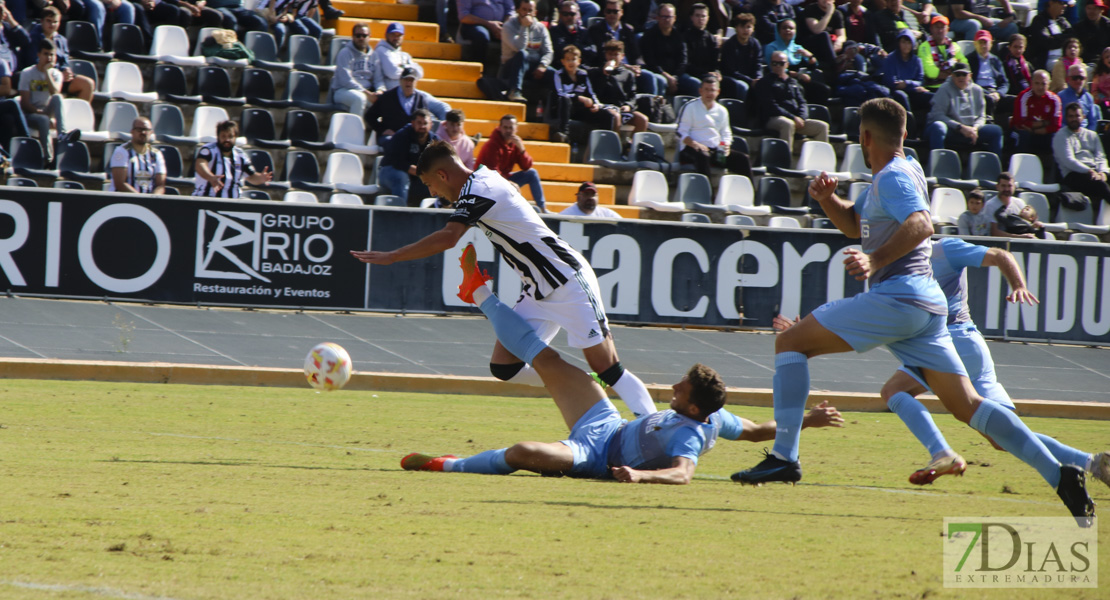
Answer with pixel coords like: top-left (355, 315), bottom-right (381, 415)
top-left (513, 267), bottom-right (609, 349)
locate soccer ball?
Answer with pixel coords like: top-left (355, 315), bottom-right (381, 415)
top-left (304, 342), bottom-right (352, 391)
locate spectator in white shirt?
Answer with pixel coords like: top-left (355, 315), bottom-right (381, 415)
top-left (675, 75), bottom-right (753, 177)
top-left (561, 182), bottom-right (621, 217)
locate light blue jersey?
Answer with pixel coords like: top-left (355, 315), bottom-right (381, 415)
top-left (930, 237), bottom-right (990, 326)
top-left (854, 156), bottom-right (948, 316)
top-left (609, 409), bottom-right (745, 470)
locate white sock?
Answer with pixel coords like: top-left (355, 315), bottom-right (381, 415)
top-left (509, 363), bottom-right (546, 387)
top-left (610, 370), bottom-right (657, 417)
top-left (443, 458), bottom-right (458, 472)
top-left (932, 448), bottom-right (958, 462)
top-left (472, 284), bottom-right (492, 305)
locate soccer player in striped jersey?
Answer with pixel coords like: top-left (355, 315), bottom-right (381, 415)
top-left (351, 140), bottom-right (658, 418)
top-left (108, 117), bottom-right (166, 195)
top-left (193, 120), bottom-right (273, 199)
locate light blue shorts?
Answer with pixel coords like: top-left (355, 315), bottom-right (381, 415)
top-left (899, 323), bottom-right (1015, 409)
top-left (812, 291), bottom-right (967, 378)
top-left (559, 399), bottom-right (625, 479)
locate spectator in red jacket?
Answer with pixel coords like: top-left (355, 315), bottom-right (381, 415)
top-left (1011, 69), bottom-right (1062, 153)
top-left (476, 114), bottom-right (547, 212)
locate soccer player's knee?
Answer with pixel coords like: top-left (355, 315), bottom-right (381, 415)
top-left (596, 362), bottom-right (625, 387)
top-left (490, 362), bottom-right (526, 381)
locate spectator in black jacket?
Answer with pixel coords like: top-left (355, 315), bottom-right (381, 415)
top-left (364, 68), bottom-right (452, 138)
top-left (589, 0), bottom-right (661, 94)
top-left (551, 45), bottom-right (619, 142)
top-left (752, 0), bottom-right (794, 46)
top-left (752, 50), bottom-right (829, 152)
top-left (681, 3), bottom-right (720, 95)
top-left (1074, 0), bottom-right (1110, 62)
top-left (589, 40), bottom-right (649, 143)
top-left (872, 0), bottom-right (924, 51)
top-left (1023, 0), bottom-right (1072, 70)
top-left (550, 1), bottom-right (597, 65)
top-left (720, 12), bottom-right (763, 99)
top-left (377, 109), bottom-right (438, 205)
top-left (641, 3), bottom-right (688, 95)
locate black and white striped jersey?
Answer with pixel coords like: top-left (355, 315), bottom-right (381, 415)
top-left (107, 144), bottom-right (166, 194)
top-left (448, 166), bottom-right (587, 301)
top-left (192, 142), bottom-right (256, 199)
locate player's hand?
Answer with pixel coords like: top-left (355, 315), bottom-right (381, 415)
top-left (611, 466), bottom-right (642, 483)
top-left (1007, 286), bottom-right (1039, 305)
top-left (808, 172), bottom-right (838, 203)
top-left (210, 174), bottom-right (225, 193)
top-left (842, 247), bottom-right (872, 281)
top-left (805, 401), bottom-right (845, 428)
top-left (259, 167), bottom-right (272, 183)
top-left (772, 314), bottom-right (800, 332)
top-left (350, 250), bottom-right (397, 265)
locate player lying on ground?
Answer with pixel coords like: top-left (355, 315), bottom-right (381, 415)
top-left (400, 245), bottom-right (845, 483)
top-left (351, 141), bottom-right (657, 418)
top-left (770, 239), bottom-right (1109, 491)
top-left (731, 97), bottom-right (1094, 526)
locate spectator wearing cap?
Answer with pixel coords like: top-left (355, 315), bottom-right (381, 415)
top-left (1054, 101), bottom-right (1110, 210)
top-left (883, 29), bottom-right (933, 111)
top-left (550, 1), bottom-right (596, 65)
top-left (562, 182), bottom-right (621, 217)
top-left (1011, 69), bottom-right (1062, 153)
top-left (719, 13), bottom-right (763, 101)
top-left (374, 23), bottom-right (424, 94)
top-left (436, 109), bottom-right (476, 168)
top-left (1075, 0), bottom-right (1110, 63)
top-left (477, 114), bottom-right (548, 211)
top-left (1024, 0), bottom-right (1072, 70)
top-left (946, 0), bottom-right (1019, 42)
top-left (926, 61), bottom-right (1003, 154)
top-left (966, 29), bottom-right (1007, 116)
top-left (918, 15), bottom-right (968, 89)
top-left (364, 67), bottom-right (451, 138)
top-left (500, 0), bottom-right (553, 103)
top-left (331, 23), bottom-right (380, 115)
top-left (378, 108), bottom-right (438, 204)
top-left (458, 0), bottom-right (515, 69)
top-left (1057, 63), bottom-right (1099, 131)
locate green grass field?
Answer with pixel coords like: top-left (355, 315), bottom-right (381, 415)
top-left (0, 379), bottom-right (1106, 599)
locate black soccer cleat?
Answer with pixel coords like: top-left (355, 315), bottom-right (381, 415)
top-left (1057, 465), bottom-right (1095, 528)
top-left (731, 448), bottom-right (802, 485)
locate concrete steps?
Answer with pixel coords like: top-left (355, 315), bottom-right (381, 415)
top-left (522, 181), bottom-right (615, 205)
top-left (419, 59), bottom-right (483, 82)
top-left (365, 38), bottom-right (460, 60)
top-left (331, 19), bottom-right (438, 42)
top-left (466, 120), bottom-right (549, 140)
top-left (420, 78), bottom-right (482, 99)
top-left (330, 0), bottom-right (418, 20)
top-left (545, 201), bottom-right (642, 218)
top-left (533, 161), bottom-right (594, 182)
top-left (445, 98), bottom-right (524, 121)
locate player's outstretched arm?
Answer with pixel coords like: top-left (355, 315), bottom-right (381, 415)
top-left (350, 222), bottom-right (469, 265)
top-left (736, 401), bottom-right (845, 442)
top-left (611, 457), bottom-right (697, 485)
top-left (982, 247), bottom-right (1040, 306)
top-left (809, 172), bottom-right (861, 238)
top-left (844, 210), bottom-right (932, 281)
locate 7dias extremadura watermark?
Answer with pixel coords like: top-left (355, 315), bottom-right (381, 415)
top-left (943, 517), bottom-right (1098, 588)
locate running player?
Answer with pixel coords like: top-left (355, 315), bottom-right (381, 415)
top-left (731, 97), bottom-right (1094, 525)
top-left (350, 141), bottom-right (657, 418)
top-left (400, 245), bottom-right (845, 482)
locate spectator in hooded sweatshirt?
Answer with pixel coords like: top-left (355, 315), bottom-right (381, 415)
top-left (374, 22), bottom-right (424, 94)
top-left (331, 23), bottom-right (379, 115)
top-left (719, 12), bottom-right (763, 101)
top-left (883, 28), bottom-right (933, 111)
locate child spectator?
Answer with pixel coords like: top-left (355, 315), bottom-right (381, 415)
top-left (957, 189), bottom-right (993, 236)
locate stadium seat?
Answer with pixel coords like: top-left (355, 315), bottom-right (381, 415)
top-left (10, 137), bottom-right (58, 178)
top-left (673, 172), bottom-right (714, 206)
top-left (240, 108), bottom-right (290, 149)
top-left (102, 142), bottom-right (121, 173)
top-left (163, 186), bottom-right (181, 195)
top-left (156, 144), bottom-right (194, 187)
top-left (54, 180), bottom-right (84, 190)
top-left (757, 176), bottom-right (810, 215)
top-left (1056, 201), bottom-right (1095, 229)
top-left (714, 174), bottom-right (770, 215)
top-left (1069, 232), bottom-right (1101, 243)
top-left (286, 71), bottom-right (341, 113)
top-left (1074, 204), bottom-right (1110, 235)
top-left (725, 214), bottom-right (757, 226)
top-left (66, 21), bottom-right (111, 61)
top-left (148, 25), bottom-right (207, 67)
top-left (848, 181), bottom-right (869, 202)
top-left (839, 144), bottom-right (871, 181)
top-left (929, 149), bottom-right (977, 190)
top-left (196, 27), bottom-right (250, 68)
top-left (630, 131), bottom-right (669, 173)
top-left (62, 98), bottom-right (110, 142)
top-left (842, 106), bottom-right (861, 143)
top-left (681, 212), bottom-right (711, 223)
top-left (246, 31), bottom-right (293, 71)
top-left (322, 152), bottom-right (379, 194)
top-left (808, 105), bottom-right (846, 144)
top-left (284, 110), bottom-right (334, 151)
top-left (956, 39), bottom-right (976, 58)
top-left (102, 102), bottom-right (140, 141)
top-left (326, 113), bottom-right (380, 155)
top-left (283, 191), bottom-right (318, 203)
top-left (110, 23), bottom-right (150, 63)
top-left (102, 62), bottom-right (158, 103)
top-left (6, 177), bottom-right (37, 187)
top-left (374, 194), bottom-right (407, 206)
top-left (196, 66), bottom-right (246, 106)
top-left (628, 170), bottom-right (684, 211)
top-left (967, 151), bottom-right (1002, 188)
top-left (936, 224), bottom-right (959, 235)
top-left (1018, 192), bottom-right (1052, 223)
top-left (929, 187), bottom-right (966, 225)
top-left (586, 130), bottom-right (629, 168)
top-left (794, 141), bottom-right (850, 178)
top-left (189, 106), bottom-right (244, 145)
top-left (241, 69), bottom-right (290, 108)
top-left (330, 192), bottom-right (364, 205)
top-left (328, 36), bottom-right (351, 65)
top-left (247, 149), bottom-right (290, 191)
top-left (289, 35), bottom-right (336, 76)
top-left (284, 150), bottom-right (333, 192)
top-left (151, 104), bottom-right (190, 144)
top-left (242, 190), bottom-right (271, 200)
top-left (811, 217), bottom-right (837, 229)
top-left (1009, 153), bottom-right (1060, 193)
top-left (69, 60), bottom-right (107, 102)
top-left (152, 65), bottom-right (202, 104)
top-left (58, 141), bottom-right (106, 182)
top-left (720, 98), bottom-right (767, 138)
top-left (761, 138), bottom-right (803, 178)
top-left (768, 215), bottom-right (802, 228)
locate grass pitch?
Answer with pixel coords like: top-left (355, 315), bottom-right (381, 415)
top-left (0, 379), bottom-right (1106, 599)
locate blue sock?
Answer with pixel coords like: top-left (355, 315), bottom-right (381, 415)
top-left (888, 392), bottom-right (950, 457)
top-left (448, 449), bottom-right (515, 475)
top-left (770, 351), bottom-right (809, 463)
top-left (1035, 434), bottom-right (1091, 470)
top-left (969, 400), bottom-right (1061, 488)
top-left (478, 295), bottom-right (548, 364)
